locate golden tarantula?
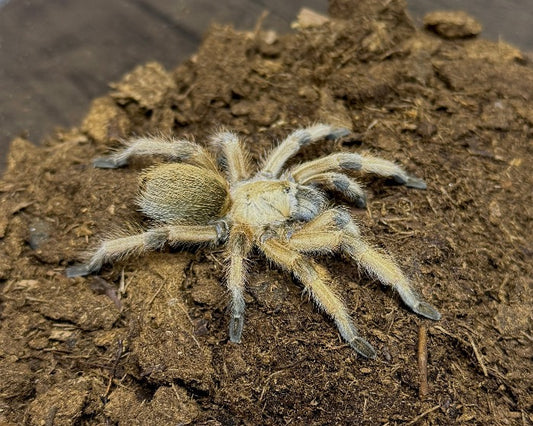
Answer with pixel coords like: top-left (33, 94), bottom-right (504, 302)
top-left (67, 124), bottom-right (440, 358)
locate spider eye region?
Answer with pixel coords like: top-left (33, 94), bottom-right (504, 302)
top-left (231, 180), bottom-right (326, 227)
top-left (231, 180), bottom-right (296, 227)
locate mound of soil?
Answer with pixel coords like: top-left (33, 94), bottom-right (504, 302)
top-left (1, 0), bottom-right (531, 424)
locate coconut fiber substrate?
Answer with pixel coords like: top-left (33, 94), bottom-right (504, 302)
top-left (0, 0), bottom-right (531, 424)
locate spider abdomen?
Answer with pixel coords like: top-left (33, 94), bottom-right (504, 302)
top-left (138, 163), bottom-right (230, 224)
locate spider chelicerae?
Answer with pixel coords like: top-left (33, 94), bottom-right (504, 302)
top-left (67, 123), bottom-right (441, 358)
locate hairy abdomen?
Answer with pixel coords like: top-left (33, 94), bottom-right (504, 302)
top-left (138, 163), bottom-right (230, 224)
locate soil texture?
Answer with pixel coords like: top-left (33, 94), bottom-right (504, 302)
top-left (0, 0), bottom-right (531, 424)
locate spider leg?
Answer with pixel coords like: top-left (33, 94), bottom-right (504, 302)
top-left (259, 237), bottom-right (376, 358)
top-left (93, 135), bottom-right (218, 172)
top-left (287, 208), bottom-right (441, 321)
top-left (290, 152), bottom-right (426, 189)
top-left (297, 172), bottom-right (367, 208)
top-left (225, 226), bottom-right (252, 343)
top-left (210, 131), bottom-right (251, 183)
top-left (259, 124), bottom-right (350, 178)
top-left (66, 221), bottom-right (228, 277)
top-left (358, 154), bottom-right (426, 188)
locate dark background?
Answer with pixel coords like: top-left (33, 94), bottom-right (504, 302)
top-left (1, 0), bottom-right (532, 172)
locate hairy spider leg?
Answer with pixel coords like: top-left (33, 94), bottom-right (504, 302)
top-left (298, 172), bottom-right (367, 208)
top-left (286, 208), bottom-right (441, 321)
top-left (225, 226), bottom-right (252, 342)
top-left (93, 135), bottom-right (218, 171)
top-left (259, 123), bottom-right (350, 178)
top-left (290, 152), bottom-right (427, 190)
top-left (66, 222), bottom-right (227, 278)
top-left (210, 131), bottom-right (251, 183)
top-left (259, 237), bottom-right (377, 358)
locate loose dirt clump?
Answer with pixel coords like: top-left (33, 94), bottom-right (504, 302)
top-left (1, 0), bottom-right (531, 424)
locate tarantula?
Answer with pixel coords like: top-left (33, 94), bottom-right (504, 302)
top-left (67, 124), bottom-right (440, 358)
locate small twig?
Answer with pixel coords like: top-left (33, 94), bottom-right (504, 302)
top-left (367, 119), bottom-right (379, 131)
top-left (171, 382), bottom-right (182, 402)
top-left (45, 406), bottom-right (58, 426)
top-left (434, 326), bottom-right (489, 377)
top-left (433, 325), bottom-right (470, 346)
top-left (259, 370), bottom-right (286, 402)
top-left (520, 331), bottom-right (533, 342)
top-left (253, 10), bottom-right (269, 38)
top-left (425, 195), bottom-right (438, 215)
top-left (118, 268), bottom-right (125, 296)
top-left (467, 334), bottom-right (488, 377)
top-left (147, 281), bottom-right (165, 307)
top-left (208, 252), bottom-right (224, 268)
top-left (104, 339), bottom-right (124, 398)
top-left (405, 405), bottom-right (440, 425)
top-left (259, 359), bottom-right (304, 404)
top-left (522, 410), bottom-right (529, 426)
top-left (122, 271), bottom-right (135, 294)
top-left (172, 299), bottom-right (202, 349)
top-left (418, 324), bottom-right (429, 399)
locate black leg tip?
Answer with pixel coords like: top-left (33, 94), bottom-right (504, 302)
top-left (65, 264), bottom-right (91, 278)
top-left (93, 157), bottom-right (125, 169)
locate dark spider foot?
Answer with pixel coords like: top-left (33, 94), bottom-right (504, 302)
top-left (397, 287), bottom-right (441, 321)
top-left (404, 176), bottom-right (427, 189)
top-left (353, 193), bottom-right (367, 209)
top-left (393, 174), bottom-right (427, 189)
top-left (65, 264), bottom-right (91, 278)
top-left (325, 127), bottom-right (351, 140)
top-left (413, 301), bottom-right (442, 321)
top-left (350, 336), bottom-right (377, 359)
top-left (229, 315), bottom-right (244, 343)
top-left (93, 157), bottom-right (126, 169)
